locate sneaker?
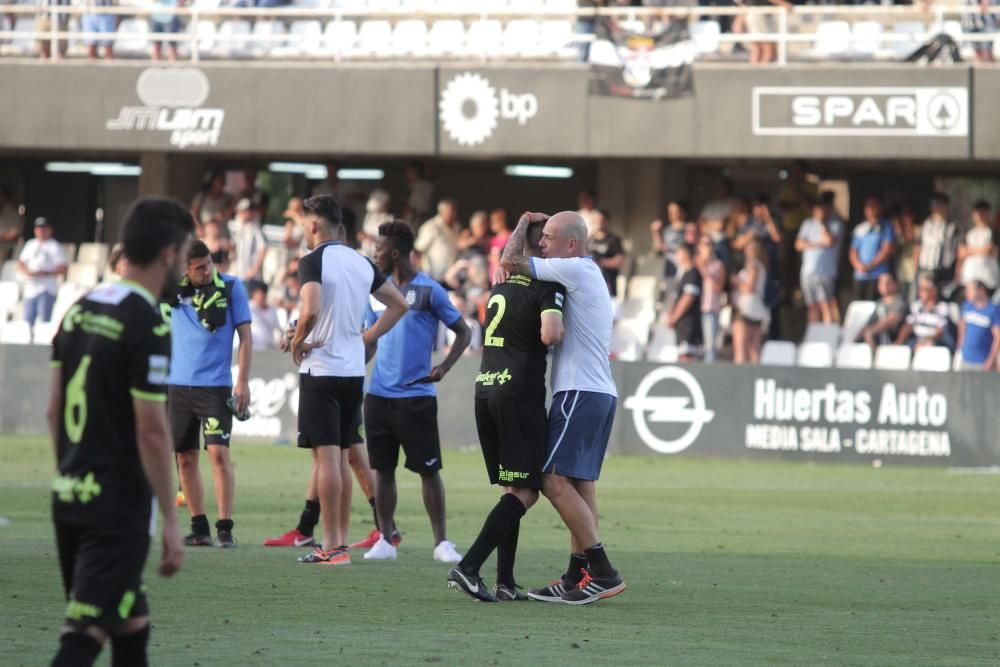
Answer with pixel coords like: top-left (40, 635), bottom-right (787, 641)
top-left (183, 533), bottom-right (213, 547)
top-left (264, 528), bottom-right (315, 547)
top-left (526, 578), bottom-right (573, 603)
top-left (348, 528), bottom-right (381, 550)
top-left (217, 529), bottom-right (237, 548)
top-left (493, 583), bottom-right (528, 601)
top-left (560, 570), bottom-right (626, 606)
top-left (175, 490), bottom-right (186, 507)
top-left (298, 547), bottom-right (351, 565)
top-left (363, 537), bottom-right (398, 560)
top-left (433, 540), bottom-right (462, 563)
top-left (447, 567), bottom-right (498, 603)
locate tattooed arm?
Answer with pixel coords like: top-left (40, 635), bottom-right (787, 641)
top-left (495, 212), bottom-right (549, 284)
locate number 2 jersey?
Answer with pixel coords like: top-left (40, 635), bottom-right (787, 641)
top-left (50, 281), bottom-right (172, 533)
top-left (474, 274), bottom-right (565, 405)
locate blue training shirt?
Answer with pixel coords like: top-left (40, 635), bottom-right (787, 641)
top-left (365, 272), bottom-right (462, 399)
top-left (961, 300), bottom-right (1000, 364)
top-left (168, 272), bottom-right (252, 387)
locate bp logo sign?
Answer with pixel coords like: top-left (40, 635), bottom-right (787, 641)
top-left (624, 366), bottom-right (715, 454)
top-left (438, 72), bottom-right (538, 147)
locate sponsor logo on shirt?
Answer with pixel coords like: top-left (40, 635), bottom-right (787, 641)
top-left (147, 354), bottom-right (169, 385)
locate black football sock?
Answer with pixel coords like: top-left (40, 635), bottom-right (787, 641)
top-left (368, 497), bottom-right (379, 531)
top-left (297, 499), bottom-right (320, 537)
top-left (111, 625), bottom-right (149, 667)
top-left (458, 494), bottom-right (526, 577)
top-left (215, 519), bottom-right (233, 533)
top-left (495, 518), bottom-right (520, 588)
top-left (52, 632), bottom-right (102, 667)
top-left (584, 543), bottom-right (616, 579)
top-left (564, 553), bottom-right (588, 585)
top-left (190, 514), bottom-right (210, 537)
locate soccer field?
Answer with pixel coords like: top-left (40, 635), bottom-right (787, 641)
top-left (2, 436), bottom-right (999, 666)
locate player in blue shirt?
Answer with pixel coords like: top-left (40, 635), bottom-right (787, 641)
top-left (167, 240), bottom-right (253, 548)
top-left (362, 221), bottom-right (472, 562)
top-left (957, 280), bottom-right (1000, 370)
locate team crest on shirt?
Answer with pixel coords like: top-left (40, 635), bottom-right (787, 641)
top-left (405, 290), bottom-right (417, 306)
top-left (147, 355), bottom-right (169, 385)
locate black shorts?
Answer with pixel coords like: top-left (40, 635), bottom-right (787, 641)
top-left (474, 398), bottom-right (547, 490)
top-left (364, 394), bottom-right (442, 474)
top-left (55, 521), bottom-right (151, 634)
top-left (297, 374), bottom-right (363, 449)
top-left (168, 385), bottom-right (232, 452)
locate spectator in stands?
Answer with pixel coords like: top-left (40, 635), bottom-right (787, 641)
top-left (276, 265), bottom-right (300, 318)
top-left (82, 0), bottom-right (115, 60)
top-left (732, 194), bottom-right (782, 266)
top-left (0, 185), bottom-right (24, 264)
top-left (578, 187), bottom-right (600, 236)
top-left (957, 279), bottom-right (1000, 370)
top-left (964, 0), bottom-right (999, 63)
top-left (359, 189), bottom-right (392, 258)
top-left (796, 195), bottom-right (843, 324)
top-left (150, 0), bottom-right (184, 62)
top-left (443, 257), bottom-right (490, 305)
top-left (957, 200), bottom-right (998, 292)
top-left (895, 273), bottom-right (954, 351)
top-left (667, 243), bottom-right (703, 361)
top-left (17, 217), bottom-right (67, 326)
top-left (588, 209), bottom-right (626, 297)
top-left (403, 161), bottom-right (434, 229)
top-left (107, 242), bottom-right (126, 278)
top-left (650, 199), bottom-right (689, 281)
top-left (731, 238), bottom-right (768, 365)
top-left (849, 197), bottom-right (896, 301)
top-left (893, 204), bottom-right (918, 302)
top-left (487, 208), bottom-right (512, 278)
top-left (414, 199), bottom-right (459, 282)
top-left (456, 210), bottom-right (491, 260)
top-left (699, 176), bottom-right (735, 230)
top-left (778, 160), bottom-right (818, 290)
top-left (192, 170), bottom-right (234, 228)
top-left (857, 273), bottom-right (908, 351)
top-left (742, 0), bottom-right (793, 64)
top-left (282, 197), bottom-right (306, 258)
top-left (36, 0), bottom-right (69, 59)
top-left (248, 280), bottom-right (281, 351)
top-left (696, 234), bottom-right (726, 362)
top-left (231, 198), bottom-right (267, 285)
top-left (914, 192), bottom-right (960, 298)
top-left (203, 220), bottom-right (233, 274)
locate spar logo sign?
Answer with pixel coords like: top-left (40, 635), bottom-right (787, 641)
top-left (107, 68), bottom-right (225, 149)
top-left (624, 366), bottom-right (715, 454)
top-left (438, 72), bottom-right (538, 146)
top-left (752, 86), bottom-right (968, 137)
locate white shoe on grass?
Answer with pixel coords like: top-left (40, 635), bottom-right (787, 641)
top-left (433, 540), bottom-right (462, 563)
top-left (363, 537), bottom-right (398, 560)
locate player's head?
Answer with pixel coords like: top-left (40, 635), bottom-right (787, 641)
top-left (374, 220), bottom-right (415, 274)
top-left (524, 220), bottom-right (547, 258)
top-left (121, 196), bottom-right (195, 288)
top-left (186, 239), bottom-right (215, 287)
top-left (539, 211), bottom-right (588, 259)
top-left (302, 195), bottom-right (344, 248)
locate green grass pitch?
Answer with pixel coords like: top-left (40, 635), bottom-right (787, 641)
top-left (1, 436), bottom-right (999, 666)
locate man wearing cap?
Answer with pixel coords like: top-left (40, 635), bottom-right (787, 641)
top-left (17, 217), bottom-right (67, 326)
top-left (231, 197), bottom-right (268, 287)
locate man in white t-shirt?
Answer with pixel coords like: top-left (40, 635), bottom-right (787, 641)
top-left (495, 210), bottom-right (625, 606)
top-left (414, 199), bottom-right (459, 282)
top-left (18, 217), bottom-right (67, 325)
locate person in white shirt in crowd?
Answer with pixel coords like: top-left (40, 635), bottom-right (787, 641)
top-left (913, 193), bottom-right (960, 298)
top-left (957, 200), bottom-right (998, 293)
top-left (414, 199), bottom-right (460, 282)
top-left (282, 197), bottom-right (306, 259)
top-left (17, 217), bottom-right (67, 326)
top-left (577, 188), bottom-right (600, 237)
top-left (403, 161), bottom-right (434, 229)
top-left (895, 272), bottom-right (955, 351)
top-left (650, 199), bottom-right (690, 283)
top-left (231, 198), bottom-right (267, 286)
top-left (796, 194), bottom-right (843, 324)
top-left (248, 280), bottom-right (281, 351)
top-left (0, 185), bottom-right (24, 264)
top-left (731, 238), bottom-right (769, 365)
top-left (695, 234), bottom-right (726, 362)
top-left (358, 189), bottom-right (393, 258)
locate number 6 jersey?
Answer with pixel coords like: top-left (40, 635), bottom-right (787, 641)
top-left (474, 274), bottom-right (565, 404)
top-left (50, 281), bottom-right (172, 533)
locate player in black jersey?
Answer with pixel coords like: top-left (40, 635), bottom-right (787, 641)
top-left (448, 215), bottom-right (565, 602)
top-left (48, 197), bottom-right (193, 667)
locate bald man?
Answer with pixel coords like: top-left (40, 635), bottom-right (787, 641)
top-left (495, 211), bottom-right (625, 605)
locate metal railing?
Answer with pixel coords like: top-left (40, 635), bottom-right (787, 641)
top-left (0, 3), bottom-right (995, 64)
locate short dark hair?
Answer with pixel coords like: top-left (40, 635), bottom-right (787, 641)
top-left (248, 280), bottom-right (268, 297)
top-left (670, 199), bottom-right (690, 215)
top-left (303, 195), bottom-right (343, 228)
top-left (930, 192), bottom-right (950, 206)
top-left (187, 239), bottom-right (211, 262)
top-left (378, 220), bottom-right (415, 255)
top-left (406, 161), bottom-right (426, 178)
top-left (753, 192), bottom-right (771, 206)
top-left (973, 199), bottom-right (991, 212)
top-left (0, 184), bottom-right (11, 200)
top-left (819, 191), bottom-right (836, 206)
top-left (677, 242), bottom-right (695, 258)
top-left (121, 197), bottom-right (194, 268)
top-left (526, 221), bottom-right (545, 254)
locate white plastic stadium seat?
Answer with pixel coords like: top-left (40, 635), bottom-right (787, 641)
top-left (356, 20), bottom-right (392, 56)
top-left (115, 19), bottom-right (150, 55)
top-left (324, 20), bottom-right (357, 57)
top-left (76, 242), bottom-right (109, 270)
top-left (617, 316), bottom-right (652, 345)
top-left (502, 20), bottom-right (541, 57)
top-left (391, 19), bottom-right (428, 57)
top-left (835, 343), bottom-right (873, 369)
top-left (0, 281), bottom-right (19, 313)
top-left (466, 20), bottom-right (503, 57)
top-left (12, 18), bottom-right (36, 55)
top-left (911, 345), bottom-right (951, 372)
top-left (539, 20), bottom-right (574, 58)
top-left (841, 300), bottom-right (875, 346)
top-left (891, 21), bottom-right (926, 57)
top-left (618, 298), bottom-right (656, 325)
top-left (812, 21), bottom-right (851, 58)
top-left (276, 20), bottom-right (323, 57)
top-left (610, 328), bottom-right (644, 362)
top-left (216, 20), bottom-right (252, 58)
top-left (52, 283), bottom-right (88, 327)
top-left (645, 324), bottom-right (678, 363)
top-left (67, 263), bottom-right (99, 288)
top-left (427, 20), bottom-right (464, 57)
top-left (60, 243), bottom-right (77, 263)
top-left (1, 260), bottom-right (17, 282)
top-left (0, 320), bottom-right (33, 345)
top-left (691, 20), bottom-right (721, 55)
top-left (194, 21), bottom-right (217, 52)
top-left (626, 275), bottom-right (658, 303)
top-left (874, 344), bottom-right (912, 371)
top-left (33, 321), bottom-right (58, 345)
top-left (851, 21), bottom-right (884, 58)
top-left (251, 20), bottom-right (287, 56)
top-left (759, 340), bottom-right (796, 367)
top-left (803, 322), bottom-right (841, 347)
top-left (797, 341), bottom-right (834, 368)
